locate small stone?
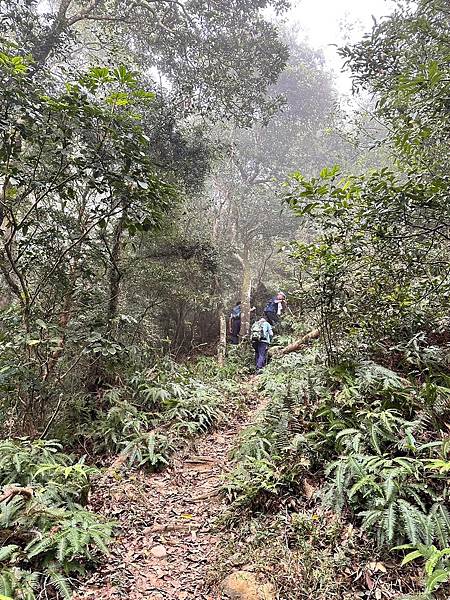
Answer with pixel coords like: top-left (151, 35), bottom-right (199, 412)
top-left (150, 544), bottom-right (167, 558)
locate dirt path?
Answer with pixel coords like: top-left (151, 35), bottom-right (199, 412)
top-left (74, 381), bottom-right (263, 600)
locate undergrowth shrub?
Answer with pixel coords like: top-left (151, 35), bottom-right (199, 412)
top-left (82, 355), bottom-right (242, 469)
top-left (120, 431), bottom-right (175, 468)
top-left (223, 337), bottom-right (450, 597)
top-left (191, 345), bottom-right (254, 380)
top-left (213, 510), bottom-right (403, 600)
top-left (0, 439), bottom-right (112, 599)
top-left (227, 345), bottom-right (450, 551)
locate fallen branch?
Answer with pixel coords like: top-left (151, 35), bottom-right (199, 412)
top-left (273, 328), bottom-right (320, 356)
top-left (190, 488), bottom-right (221, 502)
top-left (0, 486), bottom-right (34, 503)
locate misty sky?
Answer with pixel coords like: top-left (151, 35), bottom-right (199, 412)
top-left (290, 0), bottom-right (395, 92)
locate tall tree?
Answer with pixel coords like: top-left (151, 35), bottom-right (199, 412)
top-left (284, 0), bottom-right (450, 362)
top-left (207, 36), bottom-right (342, 334)
top-left (0, 0), bottom-right (293, 429)
top-left (2, 0), bottom-right (290, 124)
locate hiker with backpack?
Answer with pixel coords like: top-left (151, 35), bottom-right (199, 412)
top-left (263, 292), bottom-right (287, 326)
top-left (229, 301), bottom-right (241, 344)
top-left (251, 316), bottom-right (273, 373)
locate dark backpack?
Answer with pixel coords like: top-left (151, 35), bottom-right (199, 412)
top-left (250, 320), bottom-right (264, 343)
top-left (264, 298), bottom-right (278, 314)
top-left (230, 305), bottom-right (241, 319)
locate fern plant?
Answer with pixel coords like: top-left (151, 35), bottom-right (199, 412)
top-left (0, 440), bottom-right (112, 600)
top-left (323, 435), bottom-right (450, 547)
top-left (0, 568), bottom-right (39, 600)
top-left (224, 457), bottom-right (284, 508)
top-left (0, 439), bottom-right (69, 486)
top-left (24, 508), bottom-right (112, 564)
top-left (33, 460), bottom-right (98, 507)
top-left (94, 396), bottom-right (152, 451)
top-left (395, 544), bottom-right (450, 593)
top-left (0, 495), bottom-right (112, 599)
top-left (0, 439), bottom-right (98, 509)
top-left (162, 380), bottom-right (226, 434)
top-left (120, 431), bottom-right (174, 468)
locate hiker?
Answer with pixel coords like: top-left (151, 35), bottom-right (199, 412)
top-left (250, 316), bottom-right (273, 373)
top-left (263, 292), bottom-right (287, 326)
top-left (229, 301), bottom-right (241, 344)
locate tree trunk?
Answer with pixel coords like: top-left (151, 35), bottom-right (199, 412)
top-left (43, 265), bottom-right (79, 381)
top-left (107, 203), bottom-right (128, 331)
top-left (218, 312), bottom-right (226, 366)
top-left (238, 246), bottom-right (252, 339)
top-left (274, 328), bottom-right (320, 356)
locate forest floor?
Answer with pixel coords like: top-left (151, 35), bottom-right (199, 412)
top-left (73, 379), bottom-right (265, 600)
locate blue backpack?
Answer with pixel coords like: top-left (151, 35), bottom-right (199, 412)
top-left (264, 298), bottom-right (278, 314)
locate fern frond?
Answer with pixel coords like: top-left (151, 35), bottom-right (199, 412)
top-left (430, 504), bottom-right (450, 548)
top-left (385, 502), bottom-right (397, 543)
top-left (0, 545), bottom-right (19, 561)
top-left (47, 570), bottom-right (71, 599)
top-left (360, 508), bottom-right (383, 531)
top-left (25, 535), bottom-right (54, 559)
top-left (398, 499), bottom-right (422, 545)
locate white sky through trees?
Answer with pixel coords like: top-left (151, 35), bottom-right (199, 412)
top-left (289, 0), bottom-right (395, 93)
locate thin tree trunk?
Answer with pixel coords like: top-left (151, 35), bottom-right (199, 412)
top-left (43, 266), bottom-right (78, 381)
top-left (107, 203), bottom-right (128, 331)
top-left (218, 312), bottom-right (226, 366)
top-left (238, 245), bottom-right (252, 339)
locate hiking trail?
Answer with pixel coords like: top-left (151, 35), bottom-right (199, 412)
top-left (74, 378), bottom-right (266, 600)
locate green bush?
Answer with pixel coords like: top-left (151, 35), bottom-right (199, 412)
top-left (0, 439), bottom-right (112, 599)
top-left (228, 347), bottom-right (450, 552)
top-left (85, 357), bottom-right (240, 469)
top-left (395, 544), bottom-right (450, 594)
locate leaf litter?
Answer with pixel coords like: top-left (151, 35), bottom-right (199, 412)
top-left (73, 385), bottom-right (263, 600)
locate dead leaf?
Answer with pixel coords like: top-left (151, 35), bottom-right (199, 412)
top-left (302, 479), bottom-right (316, 499)
top-left (365, 571), bottom-right (375, 590)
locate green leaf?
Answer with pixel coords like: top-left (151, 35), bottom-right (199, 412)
top-left (425, 548), bottom-right (450, 576)
top-left (425, 568), bottom-right (450, 592)
top-left (113, 65), bottom-right (137, 86)
top-left (48, 572), bottom-right (72, 599)
top-left (401, 550), bottom-right (424, 565)
top-left (386, 503), bottom-right (397, 543)
top-left (348, 475), bottom-right (375, 498)
top-left (106, 91), bottom-right (129, 106)
top-left (0, 545), bottom-right (20, 561)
